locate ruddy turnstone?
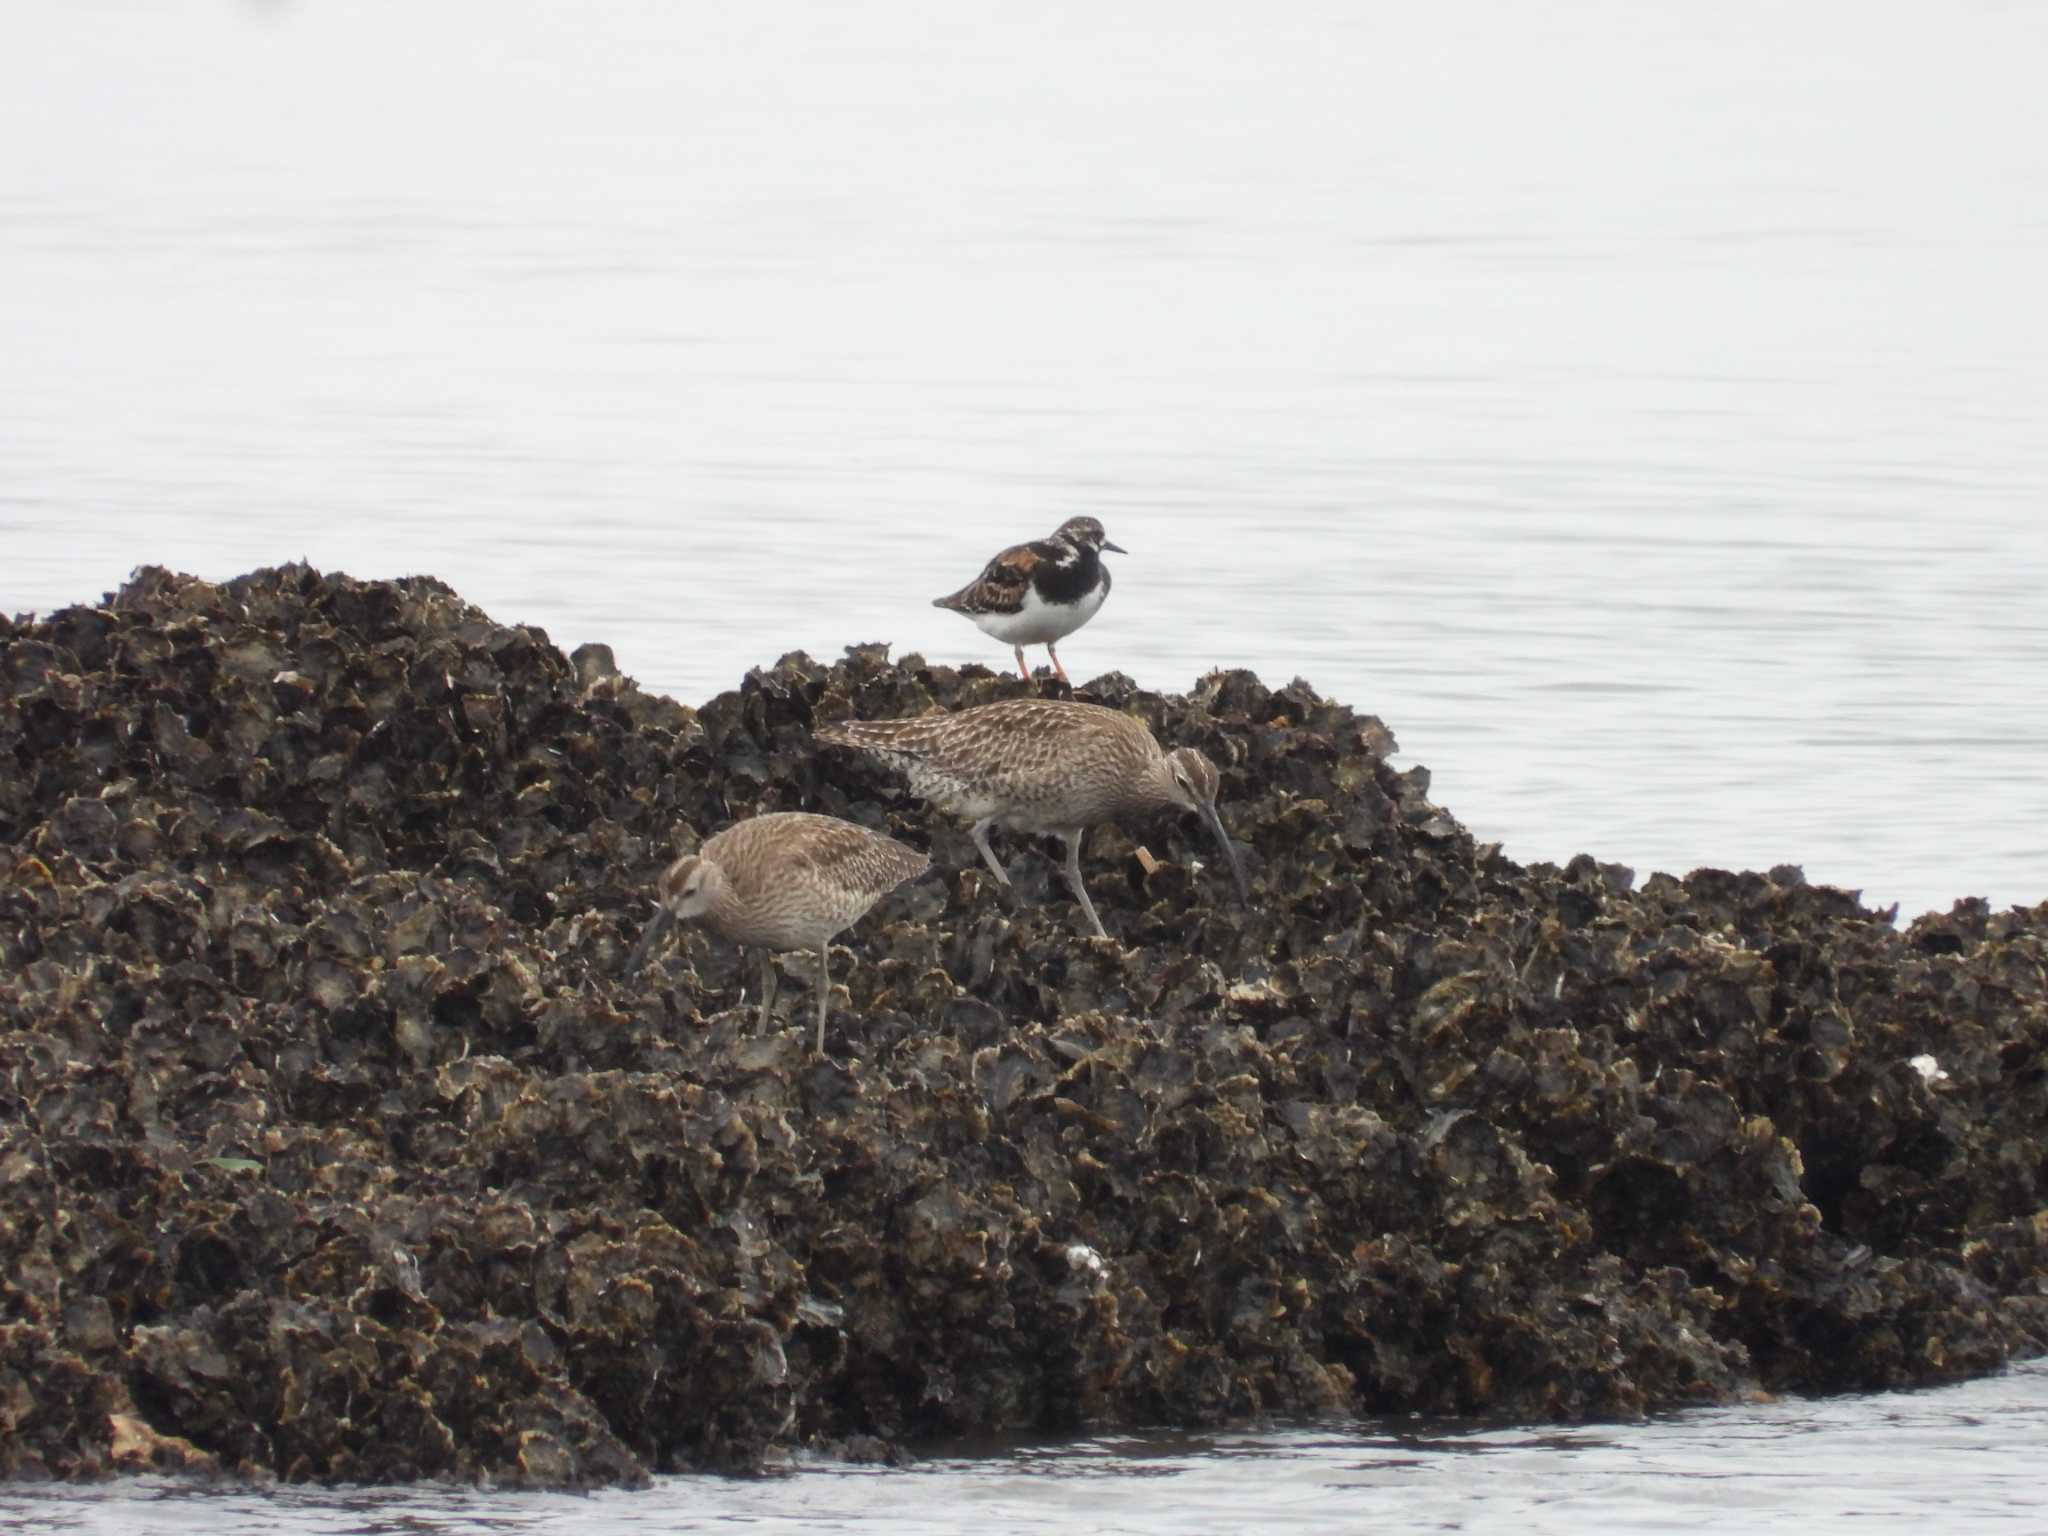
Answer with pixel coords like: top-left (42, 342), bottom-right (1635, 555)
top-left (932, 516), bottom-right (1125, 682)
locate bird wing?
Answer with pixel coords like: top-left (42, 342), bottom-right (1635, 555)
top-left (932, 539), bottom-right (1048, 615)
top-left (710, 813), bottom-right (928, 900)
top-left (785, 816), bottom-right (930, 893)
top-left (816, 700), bottom-right (1148, 785)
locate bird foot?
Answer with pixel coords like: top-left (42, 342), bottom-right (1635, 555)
top-left (959, 867), bottom-right (1020, 916)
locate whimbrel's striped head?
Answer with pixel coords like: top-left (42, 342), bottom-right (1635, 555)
top-left (624, 850), bottom-right (726, 974)
top-left (656, 852), bottom-right (721, 923)
top-left (1162, 747), bottom-right (1220, 814)
top-left (1162, 747), bottom-right (1248, 903)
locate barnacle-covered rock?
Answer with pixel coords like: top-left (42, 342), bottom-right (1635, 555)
top-left (1, 563), bottom-right (2044, 1487)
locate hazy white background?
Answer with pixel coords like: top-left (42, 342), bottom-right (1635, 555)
top-left (5, 3), bottom-right (2048, 1525)
top-left (5, 0), bottom-right (2045, 922)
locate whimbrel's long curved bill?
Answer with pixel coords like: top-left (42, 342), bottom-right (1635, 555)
top-left (1198, 801), bottom-right (1249, 904)
top-left (623, 905), bottom-right (675, 976)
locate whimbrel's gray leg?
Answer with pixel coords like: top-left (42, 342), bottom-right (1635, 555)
top-left (756, 948), bottom-right (778, 1035)
top-left (814, 943), bottom-right (831, 1055)
top-left (1059, 830), bottom-right (1108, 940)
top-left (970, 819), bottom-right (1013, 888)
top-left (1046, 641), bottom-right (1069, 682)
top-left (971, 819), bottom-right (1023, 916)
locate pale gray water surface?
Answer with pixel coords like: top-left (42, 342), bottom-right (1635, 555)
top-left (4, 1362), bottom-right (2047, 1533)
top-left (3, 4), bottom-right (2047, 1522)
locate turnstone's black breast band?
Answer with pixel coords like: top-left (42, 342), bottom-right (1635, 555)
top-left (1033, 546), bottom-right (1104, 606)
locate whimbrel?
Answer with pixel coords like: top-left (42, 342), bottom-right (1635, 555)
top-left (932, 516), bottom-right (1125, 682)
top-left (624, 811), bottom-right (929, 1053)
top-left (815, 698), bottom-right (1245, 940)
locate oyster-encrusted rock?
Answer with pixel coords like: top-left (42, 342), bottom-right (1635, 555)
top-left (1, 563), bottom-right (2043, 1486)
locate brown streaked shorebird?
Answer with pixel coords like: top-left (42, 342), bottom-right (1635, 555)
top-left (624, 811), bottom-right (929, 1053)
top-left (815, 699), bottom-right (1246, 940)
top-left (933, 516), bottom-right (1125, 682)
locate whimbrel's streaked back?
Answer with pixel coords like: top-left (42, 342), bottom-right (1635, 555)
top-left (815, 698), bottom-right (1244, 939)
top-left (932, 516), bottom-right (1125, 681)
top-left (625, 811), bottom-right (929, 1053)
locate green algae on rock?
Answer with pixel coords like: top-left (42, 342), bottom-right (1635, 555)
top-left (1, 563), bottom-right (2044, 1485)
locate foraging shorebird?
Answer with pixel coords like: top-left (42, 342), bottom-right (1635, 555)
top-left (815, 699), bottom-right (1246, 940)
top-left (624, 812), bottom-right (929, 1053)
top-left (933, 516), bottom-right (1125, 682)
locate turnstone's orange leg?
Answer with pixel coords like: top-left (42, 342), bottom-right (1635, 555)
top-left (1013, 645), bottom-right (1031, 679)
top-left (1047, 643), bottom-right (1070, 682)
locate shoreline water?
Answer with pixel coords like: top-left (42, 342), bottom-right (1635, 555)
top-left (7, 1361), bottom-right (2048, 1533)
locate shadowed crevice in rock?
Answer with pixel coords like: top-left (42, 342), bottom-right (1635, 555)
top-left (1, 563), bottom-right (2044, 1485)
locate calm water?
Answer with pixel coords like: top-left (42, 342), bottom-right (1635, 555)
top-left (6, 1363), bottom-right (2048, 1534)
top-left (4, 1), bottom-right (2047, 1523)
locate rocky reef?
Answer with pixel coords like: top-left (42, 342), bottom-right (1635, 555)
top-left (2, 563), bottom-right (2045, 1486)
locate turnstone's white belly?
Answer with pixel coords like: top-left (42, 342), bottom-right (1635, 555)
top-left (970, 577), bottom-right (1109, 647)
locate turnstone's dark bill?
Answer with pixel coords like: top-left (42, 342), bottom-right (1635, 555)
top-left (932, 516), bottom-right (1125, 682)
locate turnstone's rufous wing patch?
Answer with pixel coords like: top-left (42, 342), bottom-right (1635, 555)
top-left (934, 540), bottom-right (1045, 617)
